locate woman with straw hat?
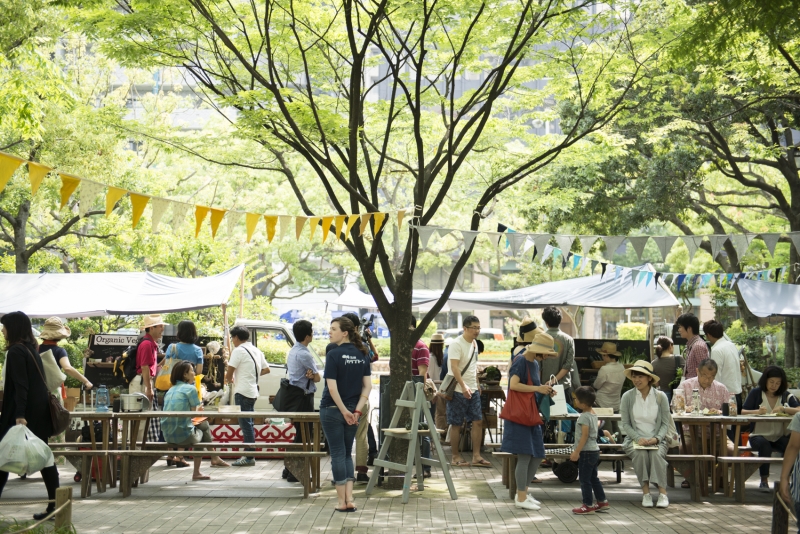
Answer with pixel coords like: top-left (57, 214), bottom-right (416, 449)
top-left (501, 332), bottom-right (556, 511)
top-left (510, 318), bottom-right (542, 361)
top-left (38, 317), bottom-right (92, 391)
top-left (620, 360), bottom-right (672, 509)
top-left (593, 342), bottom-right (625, 437)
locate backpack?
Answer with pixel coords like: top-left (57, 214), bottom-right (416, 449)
top-left (113, 339), bottom-right (144, 385)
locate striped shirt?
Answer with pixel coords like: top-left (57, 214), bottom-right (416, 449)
top-left (411, 340), bottom-right (430, 377)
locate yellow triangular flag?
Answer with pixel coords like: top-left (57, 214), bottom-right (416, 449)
top-left (209, 208), bottom-right (226, 238)
top-left (129, 194), bottom-right (150, 228)
top-left (295, 216), bottom-right (308, 240)
top-left (359, 213), bottom-right (372, 236)
top-left (0, 153), bottom-right (24, 194)
top-left (28, 162), bottom-right (51, 196)
top-left (265, 215), bottom-right (278, 243)
top-left (344, 214), bottom-right (359, 241)
top-left (321, 216), bottom-right (334, 243)
top-left (105, 187), bottom-right (127, 216)
top-left (58, 174), bottom-right (81, 209)
top-left (372, 212), bottom-right (387, 236)
top-left (334, 215), bottom-right (346, 240)
top-left (245, 213), bottom-right (260, 243)
top-left (309, 216), bottom-right (321, 241)
top-left (195, 205), bottom-right (210, 237)
top-left (397, 210), bottom-right (406, 229)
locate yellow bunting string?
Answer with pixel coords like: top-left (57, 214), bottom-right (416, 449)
top-left (209, 208), bottom-right (226, 238)
top-left (245, 213), bottom-right (260, 243)
top-left (397, 210), bottom-right (406, 229)
top-left (372, 212), bottom-right (387, 236)
top-left (58, 174), bottom-right (81, 209)
top-left (195, 205), bottom-right (210, 238)
top-left (321, 216), bottom-right (334, 243)
top-left (28, 163), bottom-right (51, 196)
top-left (295, 216), bottom-right (308, 240)
top-left (129, 194), bottom-right (150, 228)
top-left (359, 213), bottom-right (372, 236)
top-left (334, 215), bottom-right (346, 240)
top-left (265, 215), bottom-right (278, 243)
top-left (344, 214), bottom-right (359, 241)
top-left (105, 187), bottom-right (127, 216)
top-left (0, 153), bottom-right (24, 194)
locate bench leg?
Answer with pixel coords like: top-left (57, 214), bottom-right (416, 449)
top-left (121, 455), bottom-right (131, 498)
top-left (81, 456), bottom-right (91, 498)
top-left (667, 465), bottom-right (675, 488)
top-left (691, 460), bottom-right (702, 502)
top-left (615, 461), bottom-right (622, 484)
top-left (735, 463), bottom-right (745, 503)
top-left (501, 458), bottom-right (509, 488)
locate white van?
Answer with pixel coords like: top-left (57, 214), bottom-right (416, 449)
top-left (232, 319), bottom-right (325, 410)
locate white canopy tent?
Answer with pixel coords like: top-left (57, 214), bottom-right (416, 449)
top-left (736, 278), bottom-right (800, 318)
top-left (0, 264), bottom-right (245, 318)
top-left (329, 264), bottom-right (679, 311)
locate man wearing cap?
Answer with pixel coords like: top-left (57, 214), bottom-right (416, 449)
top-left (540, 307), bottom-right (575, 401)
top-left (593, 342), bottom-right (625, 436)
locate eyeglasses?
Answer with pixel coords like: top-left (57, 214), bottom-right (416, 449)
top-left (465, 326), bottom-right (481, 330)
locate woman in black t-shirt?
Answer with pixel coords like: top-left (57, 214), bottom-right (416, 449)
top-left (320, 317), bottom-right (371, 513)
top-left (38, 317), bottom-right (92, 391)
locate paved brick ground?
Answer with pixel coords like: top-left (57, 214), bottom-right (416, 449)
top-left (0, 446), bottom-right (784, 533)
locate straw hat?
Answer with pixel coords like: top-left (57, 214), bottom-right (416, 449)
top-left (39, 317), bottom-right (71, 340)
top-left (430, 333), bottom-right (445, 344)
top-left (524, 332), bottom-right (558, 356)
top-left (623, 360), bottom-right (660, 385)
top-left (516, 318), bottom-right (540, 343)
top-left (142, 314), bottom-right (166, 329)
top-left (596, 341), bottom-right (622, 357)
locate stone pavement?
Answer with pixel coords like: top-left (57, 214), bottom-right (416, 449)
top-left (0, 447), bottom-right (784, 533)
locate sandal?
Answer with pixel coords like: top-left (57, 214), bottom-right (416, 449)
top-left (211, 461), bottom-right (231, 468)
top-left (192, 475), bottom-right (210, 481)
top-left (681, 480), bottom-right (690, 489)
top-left (174, 460), bottom-right (190, 468)
top-left (471, 459), bottom-right (491, 468)
top-left (452, 460), bottom-right (470, 467)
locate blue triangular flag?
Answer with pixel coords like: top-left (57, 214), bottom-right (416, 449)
top-left (572, 254), bottom-right (582, 270)
top-left (614, 266), bottom-right (622, 281)
top-left (645, 271), bottom-right (654, 287)
top-left (676, 274), bottom-right (687, 290)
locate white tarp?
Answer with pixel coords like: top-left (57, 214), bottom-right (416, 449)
top-left (330, 264), bottom-right (679, 311)
top-left (0, 265), bottom-right (244, 318)
top-left (737, 278), bottom-right (800, 317)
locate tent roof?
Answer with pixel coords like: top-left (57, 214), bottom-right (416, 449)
top-left (0, 265), bottom-right (244, 318)
top-left (330, 264), bottom-right (679, 311)
top-left (737, 278), bottom-right (800, 317)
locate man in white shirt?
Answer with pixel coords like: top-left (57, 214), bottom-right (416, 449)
top-left (445, 315), bottom-right (489, 467)
top-left (703, 320), bottom-right (742, 409)
top-left (225, 326), bottom-right (270, 466)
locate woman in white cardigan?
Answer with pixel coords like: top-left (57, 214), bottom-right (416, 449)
top-left (620, 360), bottom-right (672, 509)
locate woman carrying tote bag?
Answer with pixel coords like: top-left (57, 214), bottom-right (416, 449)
top-left (500, 332), bottom-right (556, 511)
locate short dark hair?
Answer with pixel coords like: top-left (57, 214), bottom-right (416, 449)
top-left (230, 326), bottom-right (250, 342)
top-left (411, 316), bottom-right (417, 328)
top-left (697, 358), bottom-right (718, 373)
top-left (292, 320), bottom-right (313, 342)
top-left (542, 307), bottom-right (562, 328)
top-left (463, 315), bottom-right (480, 328)
top-left (574, 386), bottom-right (596, 407)
top-left (0, 311), bottom-right (37, 345)
top-left (703, 320), bottom-right (724, 339)
top-left (177, 320), bottom-right (198, 344)
top-left (475, 339), bottom-right (484, 354)
top-left (342, 312), bottom-right (360, 326)
top-left (676, 313), bottom-right (700, 336)
top-left (170, 360), bottom-right (194, 386)
top-left (759, 366), bottom-right (788, 396)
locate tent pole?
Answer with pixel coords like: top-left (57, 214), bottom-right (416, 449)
top-left (222, 303), bottom-right (231, 356)
top-left (238, 267), bottom-right (245, 318)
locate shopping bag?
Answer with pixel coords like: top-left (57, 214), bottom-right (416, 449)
top-left (548, 375), bottom-right (568, 416)
top-left (218, 384), bottom-right (232, 407)
top-left (40, 349), bottom-right (66, 393)
top-left (0, 425), bottom-right (55, 475)
top-left (155, 345), bottom-right (177, 391)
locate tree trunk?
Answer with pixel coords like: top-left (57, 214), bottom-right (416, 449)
top-left (734, 284), bottom-right (760, 329)
top-left (12, 200), bottom-right (30, 273)
top-left (787, 317), bottom-right (796, 368)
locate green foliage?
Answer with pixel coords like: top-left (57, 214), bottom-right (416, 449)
top-left (617, 322), bottom-right (648, 341)
top-left (709, 286), bottom-right (736, 329)
top-left (619, 346), bottom-right (646, 365)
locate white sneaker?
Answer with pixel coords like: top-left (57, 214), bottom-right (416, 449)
top-left (656, 494), bottom-right (669, 508)
top-left (526, 494), bottom-right (542, 506)
top-left (642, 494), bottom-right (653, 508)
top-left (515, 498), bottom-right (541, 511)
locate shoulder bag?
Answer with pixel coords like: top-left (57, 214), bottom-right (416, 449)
top-left (500, 357), bottom-right (544, 427)
top-left (23, 346), bottom-right (70, 435)
top-left (439, 342), bottom-right (477, 401)
top-left (155, 344), bottom-right (177, 391)
top-left (39, 349), bottom-right (67, 393)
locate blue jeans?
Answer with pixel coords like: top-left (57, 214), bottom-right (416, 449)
top-left (320, 404), bottom-right (359, 485)
top-left (578, 451), bottom-right (606, 506)
top-left (235, 393), bottom-right (257, 460)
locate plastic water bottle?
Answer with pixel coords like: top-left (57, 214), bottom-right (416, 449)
top-left (692, 389), bottom-right (701, 417)
top-left (728, 394), bottom-right (738, 416)
top-left (96, 385), bottom-right (109, 413)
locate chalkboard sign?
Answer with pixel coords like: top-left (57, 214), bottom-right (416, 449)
top-left (574, 339), bottom-right (652, 362)
top-left (84, 362), bottom-right (127, 389)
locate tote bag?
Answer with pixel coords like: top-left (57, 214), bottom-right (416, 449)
top-left (499, 358), bottom-right (543, 427)
top-left (39, 349), bottom-right (66, 393)
top-left (549, 374), bottom-right (569, 416)
top-left (155, 344), bottom-right (177, 391)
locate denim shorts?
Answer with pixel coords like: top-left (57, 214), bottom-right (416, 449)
top-left (446, 391), bottom-right (482, 425)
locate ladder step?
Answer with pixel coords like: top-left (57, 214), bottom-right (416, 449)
top-left (373, 459), bottom-right (407, 471)
top-left (394, 400), bottom-right (416, 408)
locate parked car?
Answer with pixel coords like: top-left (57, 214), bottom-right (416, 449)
top-left (233, 319), bottom-right (325, 410)
top-left (442, 327), bottom-right (505, 341)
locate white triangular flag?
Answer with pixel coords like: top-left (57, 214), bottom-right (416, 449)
top-left (627, 236), bottom-right (650, 261)
top-left (651, 236), bottom-right (678, 261)
top-left (278, 215), bottom-right (292, 240)
top-left (78, 181), bottom-right (104, 217)
top-left (708, 234), bottom-right (728, 260)
top-left (533, 234), bottom-right (552, 263)
top-left (461, 230), bottom-right (479, 251)
top-left (602, 236), bottom-right (627, 260)
top-left (681, 235), bottom-right (703, 262)
top-left (417, 226), bottom-right (437, 249)
top-left (436, 228), bottom-right (452, 239)
top-left (631, 269), bottom-right (641, 286)
top-left (150, 198), bottom-right (170, 232)
top-left (171, 202), bottom-right (191, 231)
top-left (579, 235), bottom-right (599, 256)
top-left (226, 211), bottom-right (244, 236)
top-left (554, 235), bottom-right (575, 256)
top-left (728, 234), bottom-right (753, 266)
top-left (759, 233), bottom-right (782, 257)
top-left (509, 233), bottom-right (528, 257)
top-left (789, 232), bottom-right (800, 258)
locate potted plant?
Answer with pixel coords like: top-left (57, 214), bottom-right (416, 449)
top-left (65, 374), bottom-right (83, 399)
top-left (619, 347), bottom-right (643, 369)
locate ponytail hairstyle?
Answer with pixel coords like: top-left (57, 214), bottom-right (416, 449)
top-left (331, 317), bottom-right (368, 355)
top-left (655, 336), bottom-right (673, 357)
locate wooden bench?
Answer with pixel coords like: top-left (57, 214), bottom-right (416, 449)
top-left (49, 450), bottom-right (106, 498)
top-left (112, 449), bottom-right (328, 498)
top-left (666, 454), bottom-right (717, 502)
top-left (719, 456), bottom-right (785, 503)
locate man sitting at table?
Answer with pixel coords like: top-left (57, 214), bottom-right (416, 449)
top-left (673, 358), bottom-right (735, 488)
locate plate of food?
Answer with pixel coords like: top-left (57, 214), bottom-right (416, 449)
top-left (702, 408), bottom-right (721, 416)
top-left (755, 413), bottom-right (778, 417)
